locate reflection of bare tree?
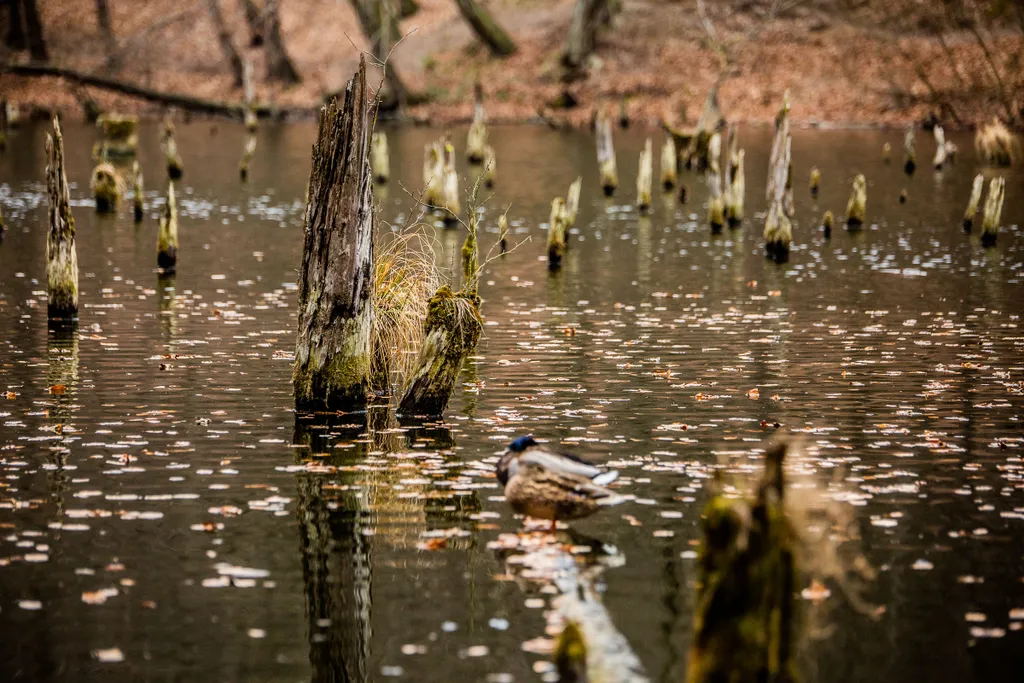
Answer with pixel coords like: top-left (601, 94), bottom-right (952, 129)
top-left (158, 273), bottom-right (178, 344)
top-left (45, 322), bottom-right (79, 519)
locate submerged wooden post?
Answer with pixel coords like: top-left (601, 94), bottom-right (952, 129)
top-left (725, 150), bottom-right (744, 227)
top-left (293, 57), bottom-right (375, 411)
top-left (483, 145), bottom-right (496, 188)
top-left (963, 174), bottom-right (984, 231)
top-left (809, 167), bottom-right (820, 197)
top-left (46, 117), bottom-right (79, 321)
top-left (822, 210), bottom-right (834, 238)
top-left (687, 439), bottom-right (797, 683)
top-left (882, 142), bottom-right (891, 163)
top-left (565, 176), bottom-right (582, 228)
top-left (132, 161), bottom-right (144, 222)
top-left (91, 162), bottom-right (121, 213)
top-left (708, 172), bottom-right (724, 233)
top-left (97, 114), bottom-right (139, 158)
top-left (157, 181), bottom-right (178, 273)
top-left (933, 125), bottom-right (946, 169)
top-left (596, 109), bottom-right (618, 196)
top-left (764, 96), bottom-right (791, 260)
top-left (239, 134), bottom-right (257, 181)
top-left (637, 138), bottom-right (653, 213)
top-left (499, 212), bottom-right (509, 253)
top-left (466, 82), bottom-right (487, 163)
top-left (903, 128), bottom-right (916, 175)
top-left (547, 197), bottom-right (568, 269)
top-left (661, 135), bottom-right (677, 190)
top-left (163, 119), bottom-right (184, 180)
top-left (371, 131), bottom-right (389, 183)
top-left (845, 174), bottom-right (867, 230)
top-left (423, 142), bottom-right (443, 206)
top-left (441, 141), bottom-right (461, 225)
top-left (981, 177), bottom-right (1005, 246)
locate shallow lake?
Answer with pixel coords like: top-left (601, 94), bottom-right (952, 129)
top-left (1, 120), bottom-right (1022, 682)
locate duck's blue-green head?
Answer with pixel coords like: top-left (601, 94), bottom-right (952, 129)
top-left (497, 436), bottom-right (537, 486)
top-left (509, 435), bottom-right (538, 453)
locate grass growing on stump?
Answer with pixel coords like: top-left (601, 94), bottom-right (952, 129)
top-left (963, 174), bottom-right (984, 231)
top-left (293, 57), bottom-right (375, 412)
top-left (981, 177), bottom-right (1005, 246)
top-left (45, 117), bottom-right (79, 321)
top-left (91, 162), bottom-right (121, 213)
top-left (845, 174), bottom-right (867, 230)
top-left (157, 181), bottom-right (178, 273)
top-left (975, 118), bottom-right (1019, 166)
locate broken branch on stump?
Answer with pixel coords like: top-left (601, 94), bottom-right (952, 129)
top-left (293, 57), bottom-right (375, 411)
top-left (46, 117), bottom-right (78, 320)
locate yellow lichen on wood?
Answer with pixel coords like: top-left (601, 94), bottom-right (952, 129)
top-left (963, 174), bottom-right (984, 231)
top-left (46, 117), bottom-right (79, 320)
top-left (981, 176), bottom-right (1005, 246)
top-left (660, 135), bottom-right (677, 190)
top-left (157, 181), bottom-right (179, 273)
top-left (90, 162), bottom-right (121, 213)
top-left (371, 131), bottom-right (389, 183)
top-left (637, 138), bottom-right (653, 213)
top-left (845, 174), bottom-right (867, 229)
top-left (975, 118), bottom-right (1019, 166)
top-left (596, 108), bottom-right (618, 196)
top-left (132, 161), bottom-right (144, 222)
top-left (547, 197), bottom-right (568, 269)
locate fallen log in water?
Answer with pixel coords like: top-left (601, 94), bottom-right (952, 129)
top-left (963, 174), bottom-right (984, 231)
top-left (157, 181), bottom-right (178, 273)
top-left (293, 57), bottom-right (375, 412)
top-left (845, 174), bottom-right (867, 230)
top-left (45, 117), bottom-right (79, 321)
top-left (981, 177), bottom-right (1005, 246)
top-left (637, 138), bottom-right (653, 214)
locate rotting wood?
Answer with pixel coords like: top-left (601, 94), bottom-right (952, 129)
top-left (845, 174), bottom-right (867, 230)
top-left (371, 131), bottom-right (389, 184)
top-left (565, 176), bottom-right (582, 228)
top-left (293, 57), bottom-right (376, 412)
top-left (963, 174), bottom-right (983, 232)
top-left (980, 177), bottom-right (1005, 247)
top-left (596, 108), bottom-right (618, 196)
top-left (764, 121), bottom-right (791, 261)
top-left (637, 138), bottom-right (653, 214)
top-left (454, 0), bottom-right (517, 57)
top-left (45, 117), bottom-right (78, 320)
top-left (157, 181), bottom-right (178, 273)
top-left (725, 149), bottom-right (744, 227)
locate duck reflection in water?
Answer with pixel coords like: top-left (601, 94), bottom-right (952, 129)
top-left (497, 436), bottom-right (627, 531)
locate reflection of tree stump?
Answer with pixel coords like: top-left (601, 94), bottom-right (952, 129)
top-left (45, 117), bottom-right (78, 321)
top-left (294, 58), bottom-right (375, 411)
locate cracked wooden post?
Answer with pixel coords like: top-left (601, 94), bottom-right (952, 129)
top-left (132, 161), bottom-right (144, 222)
top-left (547, 197), bottom-right (568, 269)
top-left (91, 162), bottom-right (121, 213)
top-left (981, 177), bottom-right (1005, 247)
top-left (596, 108), bottom-right (618, 196)
top-left (157, 181), bottom-right (178, 273)
top-left (687, 439), bottom-right (797, 683)
top-left (371, 131), bottom-right (389, 183)
top-left (637, 138), bottom-right (652, 214)
top-left (239, 134), bottom-right (257, 181)
top-left (466, 81), bottom-right (487, 164)
top-left (933, 125), bottom-right (946, 169)
top-left (46, 117), bottom-right (79, 321)
top-left (764, 135), bottom-right (791, 260)
top-left (845, 174), bottom-right (867, 230)
top-left (903, 128), bottom-right (916, 175)
top-left (963, 174), bottom-right (984, 231)
top-left (293, 57), bottom-right (375, 411)
top-left (660, 135), bottom-right (677, 190)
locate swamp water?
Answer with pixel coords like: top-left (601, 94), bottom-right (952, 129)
top-left (0, 122), bottom-right (1022, 682)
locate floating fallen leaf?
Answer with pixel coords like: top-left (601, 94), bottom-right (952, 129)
top-left (49, 384), bottom-right (66, 395)
top-left (82, 587), bottom-right (119, 605)
top-left (93, 647), bottom-right (124, 663)
top-left (416, 538), bottom-right (448, 552)
top-left (747, 388), bottom-right (760, 399)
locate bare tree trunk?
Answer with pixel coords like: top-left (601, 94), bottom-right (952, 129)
top-left (561, 0), bottom-right (607, 81)
top-left (347, 0), bottom-right (407, 112)
top-left (206, 0), bottom-right (245, 88)
top-left (264, 0), bottom-right (301, 84)
top-left (454, 0), bottom-right (516, 57)
top-left (4, 0), bottom-right (26, 51)
top-left (95, 0), bottom-right (117, 68)
top-left (241, 0), bottom-right (265, 46)
top-left (21, 0), bottom-right (47, 62)
top-left (294, 56), bottom-right (374, 411)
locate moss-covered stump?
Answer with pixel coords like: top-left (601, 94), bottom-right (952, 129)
top-left (845, 174), bottom-right (867, 230)
top-left (397, 285), bottom-right (483, 419)
top-left (45, 117), bottom-right (79, 321)
top-left (371, 131), bottom-right (389, 184)
top-left (132, 161), bottom-right (144, 222)
top-left (157, 182), bottom-right (178, 273)
top-left (688, 439), bottom-right (797, 683)
top-left (981, 177), bottom-right (1005, 247)
top-left (547, 197), bottom-right (568, 269)
top-left (636, 137), bottom-right (653, 214)
top-left (97, 114), bottom-right (139, 158)
top-left (963, 174), bottom-right (984, 232)
top-left (294, 57), bottom-right (376, 412)
top-left (91, 162), bottom-right (121, 213)
top-left (596, 110), bottom-right (618, 196)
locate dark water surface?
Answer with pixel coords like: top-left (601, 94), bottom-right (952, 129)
top-left (1, 121), bottom-right (1022, 682)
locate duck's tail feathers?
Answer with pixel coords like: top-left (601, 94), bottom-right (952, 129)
top-left (592, 470), bottom-right (619, 486)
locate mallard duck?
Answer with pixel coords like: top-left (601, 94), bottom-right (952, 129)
top-left (497, 436), bottom-right (624, 528)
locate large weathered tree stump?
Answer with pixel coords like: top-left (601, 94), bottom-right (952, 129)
top-left (294, 57), bottom-right (375, 411)
top-left (963, 174), bottom-right (983, 231)
top-left (764, 101), bottom-right (791, 261)
top-left (45, 117), bottom-right (79, 321)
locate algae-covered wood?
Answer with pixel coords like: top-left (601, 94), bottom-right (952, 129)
top-left (294, 57), bottom-right (375, 411)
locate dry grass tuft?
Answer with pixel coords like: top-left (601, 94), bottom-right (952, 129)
top-left (975, 118), bottom-right (1020, 166)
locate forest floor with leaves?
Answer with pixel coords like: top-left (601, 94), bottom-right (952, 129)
top-left (1, 0), bottom-right (1021, 129)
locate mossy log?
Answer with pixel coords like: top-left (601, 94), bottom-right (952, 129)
top-left (660, 135), bottom-right (677, 190)
top-left (687, 439), bottom-right (797, 683)
top-left (637, 138), bottom-right (653, 214)
top-left (903, 128), bottom-right (916, 175)
top-left (981, 177), bottom-right (1005, 246)
top-left (157, 181), bottom-right (179, 273)
top-left (565, 176), bottom-right (582, 228)
top-left (45, 117), bottom-right (79, 320)
top-left (547, 197), bottom-right (568, 269)
top-left (932, 125), bottom-right (946, 169)
top-left (239, 134), bottom-right (257, 181)
top-left (483, 145), bottom-right (496, 188)
top-left (454, 0), bottom-right (517, 57)
top-left (596, 109), bottom-right (618, 196)
top-left (293, 57), bottom-right (375, 412)
top-left (963, 174), bottom-right (984, 231)
top-left (371, 131), bottom-right (389, 184)
top-left (974, 118), bottom-right (1019, 167)
top-left (132, 161), bottom-right (144, 222)
top-left (822, 210), bottom-right (834, 238)
top-left (845, 174), bottom-right (867, 230)
top-left (466, 82), bottom-right (487, 163)
top-left (397, 285), bottom-right (483, 418)
top-left (91, 162), bottom-right (121, 213)
top-left (725, 150), bottom-right (745, 227)
top-left (809, 167), bottom-right (820, 198)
